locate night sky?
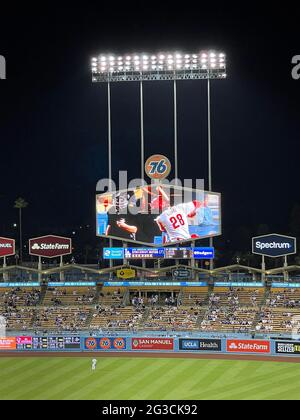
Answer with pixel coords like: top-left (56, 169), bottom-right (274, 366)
top-left (0, 4), bottom-right (300, 256)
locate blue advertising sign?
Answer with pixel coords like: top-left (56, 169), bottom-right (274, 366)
top-left (0, 283), bottom-right (40, 288)
top-left (252, 234), bottom-right (297, 258)
top-left (214, 282), bottom-right (264, 288)
top-left (48, 282), bottom-right (96, 287)
top-left (179, 338), bottom-right (222, 352)
top-left (103, 281), bottom-right (207, 287)
top-left (193, 247), bottom-right (215, 259)
top-left (103, 248), bottom-right (124, 260)
top-left (271, 283), bottom-right (300, 289)
top-left (103, 247), bottom-right (215, 260)
top-left (124, 248), bottom-right (165, 259)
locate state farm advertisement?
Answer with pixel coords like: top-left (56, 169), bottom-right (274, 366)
top-left (29, 235), bottom-right (72, 258)
top-left (227, 339), bottom-right (270, 354)
top-left (132, 338), bottom-right (174, 351)
top-left (0, 237), bottom-right (15, 258)
top-left (0, 337), bottom-right (17, 350)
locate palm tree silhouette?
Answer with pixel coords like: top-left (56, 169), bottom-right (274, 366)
top-left (14, 198), bottom-right (28, 264)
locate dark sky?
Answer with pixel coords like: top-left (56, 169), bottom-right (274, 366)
top-left (0, 4), bottom-right (300, 243)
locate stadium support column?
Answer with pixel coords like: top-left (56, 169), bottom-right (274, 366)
top-left (38, 256), bottom-right (42, 283)
top-left (3, 257), bottom-right (8, 282)
top-left (174, 79), bottom-right (178, 181)
top-left (261, 256), bottom-right (266, 284)
top-left (60, 256), bottom-right (64, 282)
top-left (108, 81), bottom-right (113, 269)
top-left (123, 242), bottom-right (127, 266)
top-left (191, 241), bottom-right (197, 280)
top-left (284, 255), bottom-right (289, 282)
top-left (207, 77), bottom-right (214, 271)
top-left (140, 80), bottom-right (144, 180)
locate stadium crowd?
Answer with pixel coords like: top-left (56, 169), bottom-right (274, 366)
top-left (0, 284), bottom-right (300, 335)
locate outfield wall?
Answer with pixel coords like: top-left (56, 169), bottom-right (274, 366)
top-left (1, 336), bottom-right (300, 357)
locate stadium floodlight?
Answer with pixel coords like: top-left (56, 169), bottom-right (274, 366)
top-left (91, 51), bottom-right (227, 82)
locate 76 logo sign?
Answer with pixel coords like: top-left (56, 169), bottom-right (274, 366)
top-left (145, 154), bottom-right (171, 180)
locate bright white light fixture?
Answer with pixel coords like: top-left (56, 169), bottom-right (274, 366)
top-left (91, 51), bottom-right (227, 82)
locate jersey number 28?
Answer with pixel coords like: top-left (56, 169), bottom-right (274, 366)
top-left (169, 214), bottom-right (185, 229)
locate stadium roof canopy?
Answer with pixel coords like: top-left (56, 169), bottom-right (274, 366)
top-left (212, 265), bottom-right (263, 274)
top-left (267, 265), bottom-right (300, 275)
top-left (2, 263), bottom-right (299, 279)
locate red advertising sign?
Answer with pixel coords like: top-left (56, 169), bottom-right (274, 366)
top-left (227, 340), bottom-right (270, 354)
top-left (132, 338), bottom-right (174, 351)
top-left (29, 235), bottom-right (72, 258)
top-left (0, 237), bottom-right (15, 258)
top-left (0, 337), bottom-right (16, 350)
top-left (16, 336), bottom-right (32, 346)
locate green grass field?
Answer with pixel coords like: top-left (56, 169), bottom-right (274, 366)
top-left (1, 357), bottom-right (300, 400)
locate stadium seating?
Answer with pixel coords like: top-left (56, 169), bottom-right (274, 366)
top-left (0, 287), bottom-right (41, 307)
top-left (43, 286), bottom-right (97, 306)
top-left (1, 283), bottom-right (300, 336)
top-left (33, 307), bottom-right (91, 331)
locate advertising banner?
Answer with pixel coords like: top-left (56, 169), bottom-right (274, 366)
top-left (215, 282), bottom-right (264, 288)
top-left (0, 237), bottom-right (15, 258)
top-left (172, 268), bottom-right (192, 280)
top-left (84, 337), bottom-right (127, 351)
top-left (227, 339), bottom-right (270, 354)
top-left (271, 283), bottom-right (300, 289)
top-left (48, 282), bottom-right (96, 288)
top-left (0, 283), bottom-right (40, 288)
top-left (16, 336), bottom-right (33, 350)
top-left (193, 248), bottom-right (215, 259)
top-left (103, 281), bottom-right (207, 287)
top-left (131, 338), bottom-right (174, 351)
top-left (144, 154), bottom-right (172, 180)
top-left (252, 234), bottom-right (296, 258)
top-left (117, 269), bottom-right (136, 279)
top-left (275, 341), bottom-right (300, 355)
top-left (0, 337), bottom-right (16, 350)
top-left (103, 247), bottom-right (215, 260)
top-left (103, 248), bottom-right (124, 260)
top-left (179, 339), bottom-right (222, 352)
top-left (29, 235), bottom-right (72, 258)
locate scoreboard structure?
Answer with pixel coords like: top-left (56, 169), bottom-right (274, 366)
top-left (14, 336), bottom-right (81, 351)
top-left (104, 247), bottom-right (215, 260)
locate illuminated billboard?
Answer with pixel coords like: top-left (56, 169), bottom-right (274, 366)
top-left (29, 235), bottom-right (72, 258)
top-left (103, 247), bottom-right (215, 259)
top-left (0, 237), bottom-right (15, 258)
top-left (96, 184), bottom-right (221, 246)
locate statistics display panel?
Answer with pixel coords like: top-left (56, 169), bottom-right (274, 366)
top-left (32, 337), bottom-right (81, 350)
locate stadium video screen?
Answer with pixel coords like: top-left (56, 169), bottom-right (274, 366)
top-left (96, 184), bottom-right (221, 246)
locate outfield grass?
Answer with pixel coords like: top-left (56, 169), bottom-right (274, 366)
top-left (1, 357), bottom-right (300, 400)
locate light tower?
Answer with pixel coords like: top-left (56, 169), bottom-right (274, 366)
top-left (91, 51), bottom-right (227, 269)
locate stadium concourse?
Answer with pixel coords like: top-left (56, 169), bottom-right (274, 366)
top-left (1, 265), bottom-right (300, 338)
